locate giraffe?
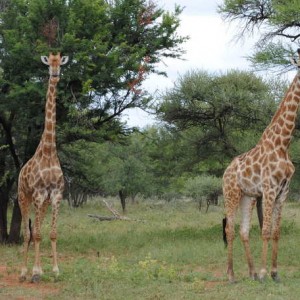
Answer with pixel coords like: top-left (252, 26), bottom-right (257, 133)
top-left (222, 49), bottom-right (300, 283)
top-left (18, 52), bottom-right (68, 283)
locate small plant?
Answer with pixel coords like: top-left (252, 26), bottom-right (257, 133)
top-left (107, 255), bottom-right (123, 275)
top-left (137, 253), bottom-right (177, 282)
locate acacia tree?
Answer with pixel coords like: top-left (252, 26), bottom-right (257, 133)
top-left (0, 0), bottom-right (187, 243)
top-left (218, 0), bottom-right (300, 70)
top-left (157, 70), bottom-right (285, 175)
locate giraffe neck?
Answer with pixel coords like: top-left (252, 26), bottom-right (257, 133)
top-left (260, 72), bottom-right (300, 151)
top-left (40, 78), bottom-right (58, 157)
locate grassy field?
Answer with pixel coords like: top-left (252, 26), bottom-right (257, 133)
top-left (1, 198), bottom-right (300, 299)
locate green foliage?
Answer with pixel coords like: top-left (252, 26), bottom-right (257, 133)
top-left (249, 42), bottom-right (294, 71)
top-left (63, 132), bottom-right (154, 203)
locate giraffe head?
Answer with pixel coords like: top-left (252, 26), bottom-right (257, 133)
top-left (41, 52), bottom-right (69, 81)
top-left (290, 48), bottom-right (300, 68)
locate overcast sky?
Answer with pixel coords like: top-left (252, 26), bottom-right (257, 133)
top-left (123, 0), bottom-right (257, 127)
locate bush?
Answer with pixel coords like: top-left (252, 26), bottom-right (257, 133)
top-left (183, 175), bottom-right (222, 211)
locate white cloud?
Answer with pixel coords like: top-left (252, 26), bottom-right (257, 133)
top-left (124, 1), bottom-right (258, 128)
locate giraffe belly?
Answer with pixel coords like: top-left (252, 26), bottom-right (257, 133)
top-left (241, 187), bottom-right (262, 198)
top-left (237, 175), bottom-right (262, 197)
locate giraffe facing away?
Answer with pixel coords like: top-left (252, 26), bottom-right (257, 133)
top-left (18, 52), bottom-right (68, 283)
top-left (222, 49), bottom-right (300, 283)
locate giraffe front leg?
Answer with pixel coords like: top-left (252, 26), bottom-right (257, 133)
top-left (259, 190), bottom-right (274, 281)
top-left (270, 188), bottom-right (287, 283)
top-left (50, 194), bottom-right (62, 278)
top-left (31, 200), bottom-right (44, 283)
top-left (225, 213), bottom-right (236, 283)
top-left (270, 219), bottom-right (281, 283)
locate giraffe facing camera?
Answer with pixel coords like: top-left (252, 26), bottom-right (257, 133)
top-left (18, 52), bottom-right (68, 283)
top-left (41, 52), bottom-right (69, 79)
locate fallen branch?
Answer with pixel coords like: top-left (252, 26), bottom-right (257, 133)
top-left (101, 198), bottom-right (121, 218)
top-left (88, 214), bottom-right (129, 221)
top-left (88, 198), bottom-right (139, 221)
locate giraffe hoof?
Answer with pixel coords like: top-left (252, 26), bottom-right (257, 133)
top-left (259, 269), bottom-right (267, 282)
top-left (19, 275), bottom-right (26, 283)
top-left (271, 271), bottom-right (280, 283)
top-left (227, 269), bottom-right (235, 283)
top-left (251, 273), bottom-right (258, 281)
top-left (31, 274), bottom-right (41, 283)
top-left (228, 275), bottom-right (237, 284)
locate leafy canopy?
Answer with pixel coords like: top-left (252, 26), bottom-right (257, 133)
top-left (156, 70), bottom-right (287, 175)
top-left (218, 0), bottom-right (300, 71)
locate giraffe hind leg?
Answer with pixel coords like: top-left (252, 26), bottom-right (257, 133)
top-left (224, 195), bottom-right (240, 282)
top-left (18, 193), bottom-right (31, 282)
top-left (240, 196), bottom-right (258, 280)
top-left (223, 176), bottom-right (241, 283)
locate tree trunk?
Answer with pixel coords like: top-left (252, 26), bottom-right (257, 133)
top-left (0, 189), bottom-right (9, 243)
top-left (198, 198), bottom-right (202, 211)
top-left (119, 190), bottom-right (127, 213)
top-left (7, 198), bottom-right (22, 244)
top-left (205, 200), bottom-right (210, 213)
top-left (0, 113), bottom-right (22, 243)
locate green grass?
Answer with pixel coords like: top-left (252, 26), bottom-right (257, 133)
top-left (1, 199), bottom-right (300, 299)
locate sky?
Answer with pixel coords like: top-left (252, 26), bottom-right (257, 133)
top-left (123, 0), bottom-right (258, 127)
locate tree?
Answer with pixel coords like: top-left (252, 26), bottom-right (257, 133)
top-left (66, 133), bottom-right (154, 212)
top-left (0, 0), bottom-right (187, 243)
top-left (157, 70), bottom-right (284, 174)
top-left (218, 0), bottom-right (300, 70)
top-left (136, 126), bottom-right (190, 198)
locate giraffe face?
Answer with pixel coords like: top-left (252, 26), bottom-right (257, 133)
top-left (41, 53), bottom-right (69, 79)
top-left (290, 48), bottom-right (300, 67)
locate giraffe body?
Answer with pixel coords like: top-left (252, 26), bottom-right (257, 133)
top-left (18, 53), bottom-right (68, 283)
top-left (223, 51), bottom-right (300, 283)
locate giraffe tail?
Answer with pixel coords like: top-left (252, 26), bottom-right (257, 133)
top-left (222, 217), bottom-right (228, 247)
top-left (28, 218), bottom-right (33, 246)
top-left (256, 197), bottom-right (263, 231)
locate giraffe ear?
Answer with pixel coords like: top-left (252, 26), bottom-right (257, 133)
top-left (41, 56), bottom-right (49, 65)
top-left (290, 57), bottom-right (298, 66)
top-left (61, 56), bottom-right (69, 65)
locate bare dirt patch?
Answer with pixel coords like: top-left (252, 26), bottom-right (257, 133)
top-left (0, 265), bottom-right (61, 300)
top-left (204, 270), bottom-right (226, 290)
